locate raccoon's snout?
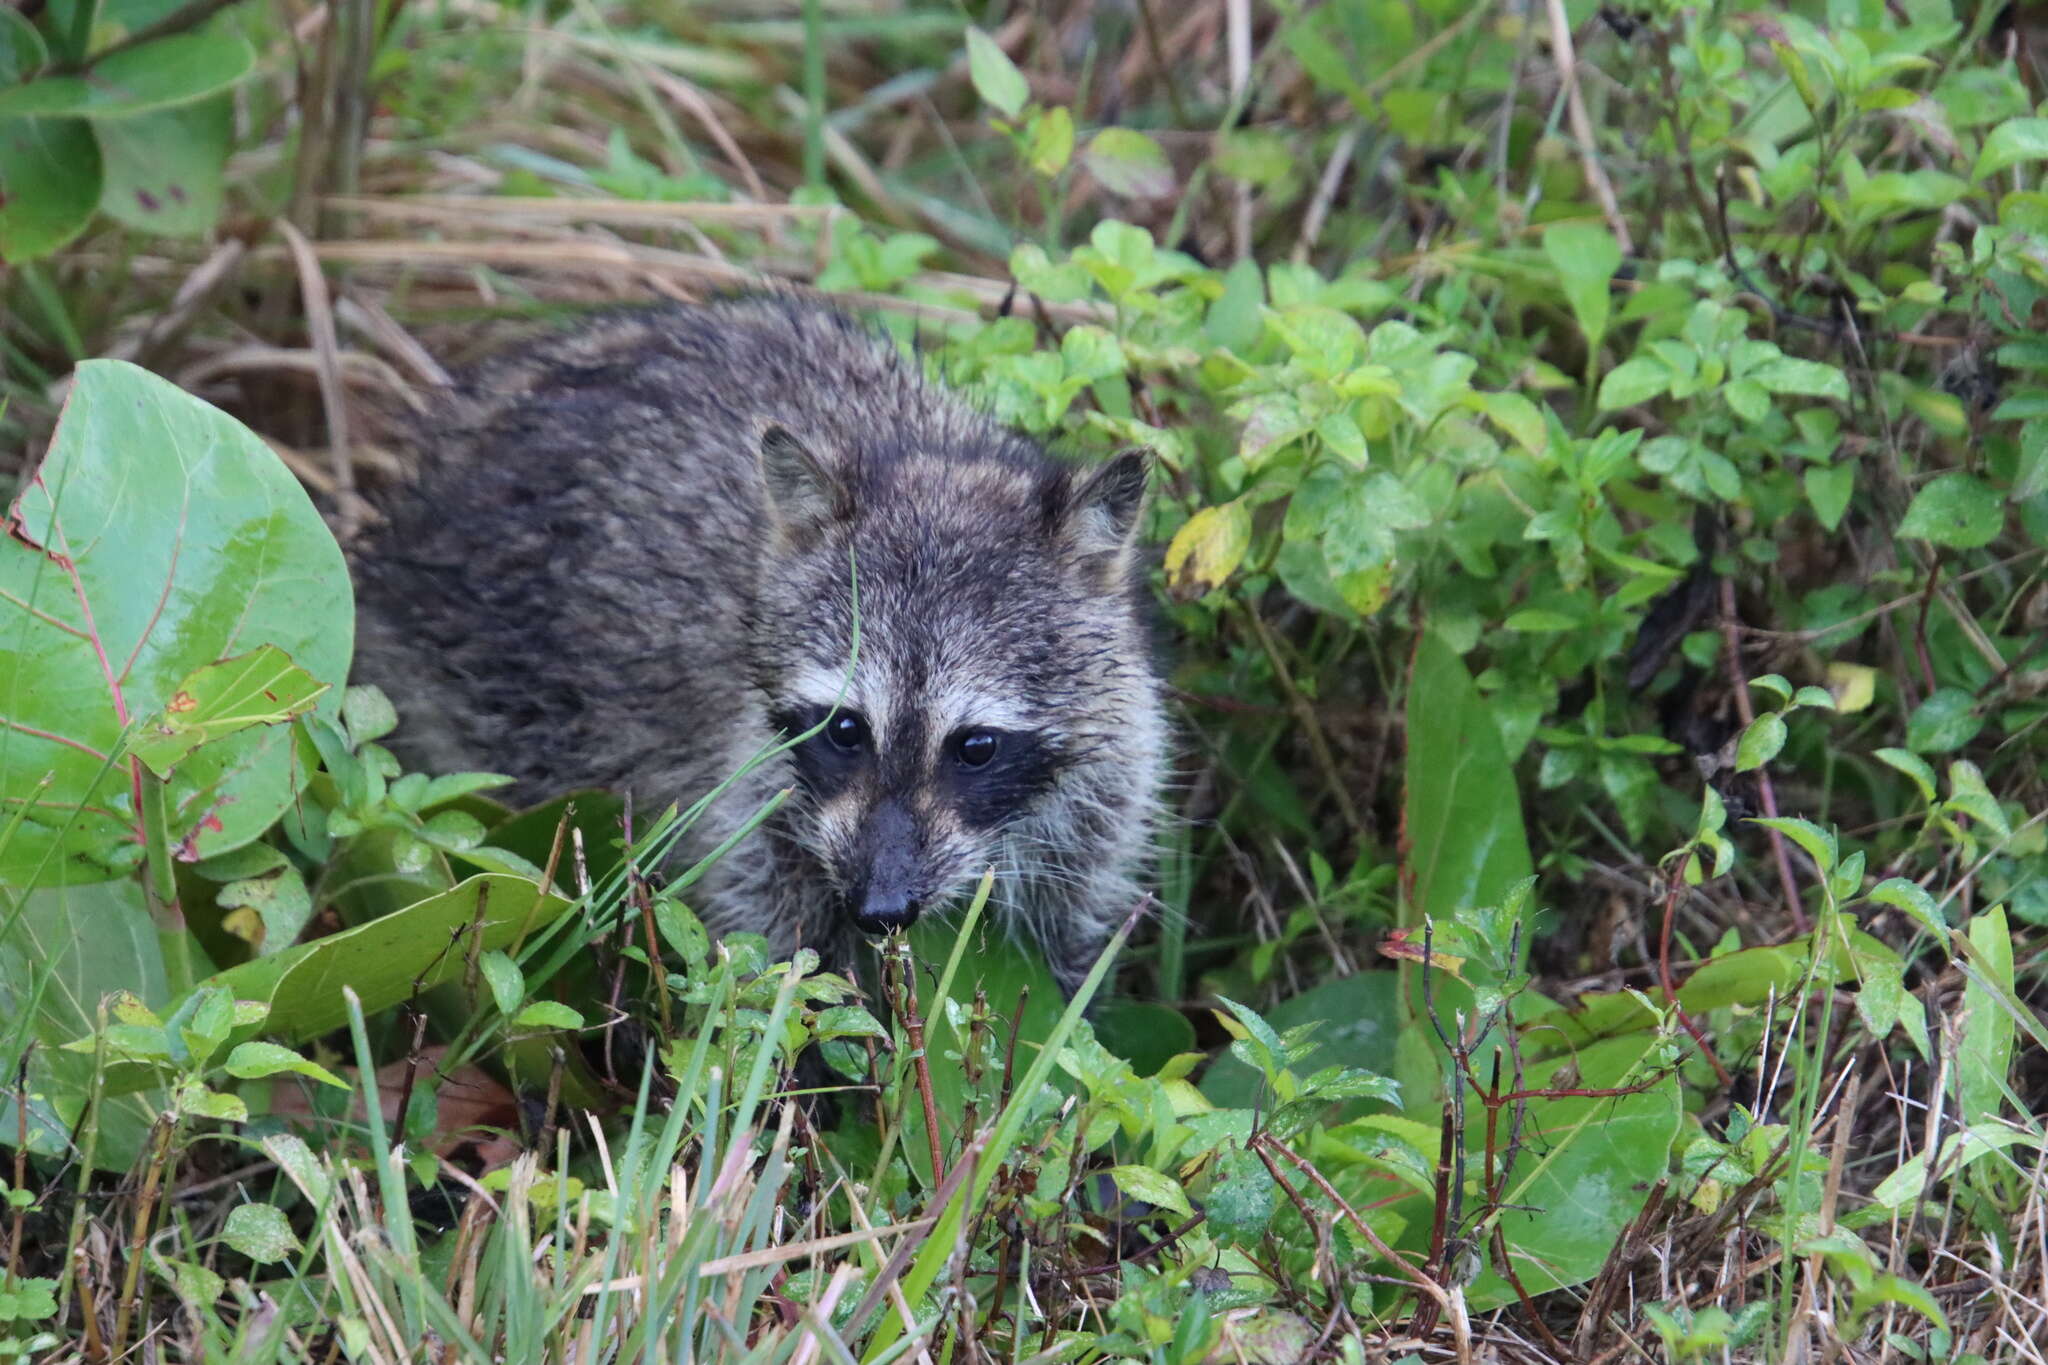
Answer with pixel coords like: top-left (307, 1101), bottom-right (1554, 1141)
top-left (846, 799), bottom-right (924, 935)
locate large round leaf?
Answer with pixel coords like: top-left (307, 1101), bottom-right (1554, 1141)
top-left (0, 31), bottom-right (255, 119)
top-left (0, 116), bottom-right (101, 262)
top-left (0, 360), bottom-right (352, 886)
top-left (94, 97), bottom-right (230, 237)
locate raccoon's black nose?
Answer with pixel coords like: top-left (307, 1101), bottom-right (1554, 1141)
top-left (852, 887), bottom-right (922, 935)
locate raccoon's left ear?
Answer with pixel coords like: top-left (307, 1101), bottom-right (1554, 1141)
top-left (1057, 447), bottom-right (1153, 581)
top-left (758, 421), bottom-right (846, 537)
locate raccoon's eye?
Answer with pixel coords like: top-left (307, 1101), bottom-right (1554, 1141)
top-left (953, 729), bottom-right (999, 769)
top-left (826, 713), bottom-right (869, 752)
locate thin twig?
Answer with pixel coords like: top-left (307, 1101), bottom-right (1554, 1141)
top-left (1543, 0), bottom-right (1632, 253)
top-left (1719, 578), bottom-right (1809, 934)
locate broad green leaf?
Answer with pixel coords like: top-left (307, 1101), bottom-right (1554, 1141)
top-left (1470, 1032), bottom-right (1682, 1310)
top-left (1897, 472), bottom-right (2002, 549)
top-left (1958, 906), bottom-right (2014, 1129)
top-left (222, 1203), bottom-right (300, 1263)
top-left (479, 949), bottom-right (523, 1016)
top-left (0, 32), bottom-right (255, 118)
top-left (1874, 747), bottom-right (1938, 801)
top-left (1205, 257), bottom-right (1264, 352)
top-left (1093, 1000), bottom-right (1195, 1078)
top-left (1084, 128), bottom-right (1174, 200)
top-left (1204, 1145), bottom-right (1276, 1244)
top-left (2017, 418), bottom-right (2048, 502)
top-left (1541, 222), bottom-right (1620, 353)
top-left (1404, 634), bottom-right (1534, 933)
top-left (964, 27), bottom-right (1028, 118)
top-left (1905, 688), bottom-right (1983, 754)
top-left (1163, 499), bottom-right (1249, 599)
top-left (93, 97), bottom-right (230, 237)
top-left (0, 116), bottom-right (101, 262)
top-left (0, 878), bottom-right (168, 1169)
top-left (1200, 972), bottom-right (1399, 1109)
top-left (0, 361), bottom-right (351, 885)
top-left (1975, 117), bottom-right (2048, 180)
top-left (1748, 355), bottom-right (1849, 400)
top-left (201, 874), bottom-right (572, 1044)
top-left (128, 645), bottom-right (327, 778)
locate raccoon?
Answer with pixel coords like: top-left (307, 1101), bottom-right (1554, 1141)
top-left (350, 296), bottom-right (1165, 993)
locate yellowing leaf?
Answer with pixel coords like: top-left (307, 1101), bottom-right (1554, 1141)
top-left (1163, 499), bottom-right (1250, 600)
top-left (1827, 662), bottom-right (1877, 714)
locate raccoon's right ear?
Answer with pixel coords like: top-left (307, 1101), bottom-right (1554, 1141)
top-left (757, 422), bottom-right (845, 535)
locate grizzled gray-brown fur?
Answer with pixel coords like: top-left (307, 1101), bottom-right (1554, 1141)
top-left (350, 296), bottom-right (1166, 993)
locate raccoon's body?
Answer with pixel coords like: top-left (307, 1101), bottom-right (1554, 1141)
top-left (351, 297), bottom-right (1164, 991)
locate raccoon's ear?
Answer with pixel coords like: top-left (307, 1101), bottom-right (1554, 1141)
top-left (1058, 446), bottom-right (1153, 580)
top-left (757, 422), bottom-right (844, 534)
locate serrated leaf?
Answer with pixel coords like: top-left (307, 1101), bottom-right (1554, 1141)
top-left (222, 1203), bottom-right (299, 1263)
top-left (1085, 128), bottom-right (1174, 199)
top-left (1975, 117), bottom-right (2048, 180)
top-left (1108, 1163), bottom-right (1193, 1218)
top-left (964, 27), bottom-right (1029, 118)
top-left (1905, 688), bottom-right (1983, 753)
top-left (128, 645), bottom-right (328, 778)
top-left (1869, 878), bottom-right (1946, 941)
top-left (1875, 747), bottom-right (1938, 801)
top-left (1898, 472), bottom-right (2003, 549)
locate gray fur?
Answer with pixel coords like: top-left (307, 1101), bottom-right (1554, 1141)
top-left (350, 296), bottom-right (1165, 993)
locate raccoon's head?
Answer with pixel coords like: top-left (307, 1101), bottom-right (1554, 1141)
top-left (747, 419), bottom-right (1157, 939)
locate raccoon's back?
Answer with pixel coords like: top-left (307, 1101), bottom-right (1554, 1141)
top-left (349, 297), bottom-right (953, 798)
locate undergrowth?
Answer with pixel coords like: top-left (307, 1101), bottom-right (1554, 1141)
top-left (4, 0), bottom-right (2048, 1361)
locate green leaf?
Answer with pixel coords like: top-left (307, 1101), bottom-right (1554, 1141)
top-left (1874, 747), bottom-right (1939, 802)
top-left (0, 879), bottom-right (169, 1170)
top-left (222, 1203), bottom-right (300, 1264)
top-left (1905, 688), bottom-right (1983, 753)
top-left (1869, 878), bottom-right (1946, 941)
top-left (0, 10), bottom-right (49, 84)
top-left (128, 645), bottom-right (328, 778)
top-left (1205, 257), bottom-right (1264, 352)
top-left (1163, 499), bottom-right (1250, 599)
top-left (1204, 1145), bottom-right (1277, 1244)
top-left (0, 32), bottom-right (256, 118)
top-left (0, 116), bottom-right (102, 262)
top-left (479, 950), bottom-right (523, 1016)
top-left (1200, 973), bottom-right (1399, 1109)
top-left (1803, 463), bottom-right (1854, 532)
top-left (1084, 128), bottom-right (1174, 200)
top-left (512, 1000), bottom-right (584, 1031)
top-left (1958, 906), bottom-right (2014, 1128)
top-left (1749, 816), bottom-right (1837, 873)
top-left (1108, 1164), bottom-right (1193, 1219)
top-left (1025, 105), bottom-right (1073, 176)
top-left (1975, 117), bottom-right (2048, 180)
top-left (201, 875), bottom-right (572, 1044)
top-left (1542, 222), bottom-right (1620, 353)
top-left (1748, 355), bottom-right (1849, 400)
top-left (0, 361), bottom-right (351, 884)
top-left (964, 27), bottom-right (1029, 118)
top-left (1404, 635), bottom-right (1534, 935)
top-left (1092, 1000), bottom-right (1195, 1077)
top-left (1471, 1032), bottom-right (1682, 1310)
top-left (1734, 713), bottom-right (1787, 772)
top-left (1897, 472), bottom-right (2003, 549)
top-left (223, 1041), bottom-right (346, 1089)
top-left (1596, 356), bottom-right (1670, 410)
top-left (93, 97), bottom-right (230, 237)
